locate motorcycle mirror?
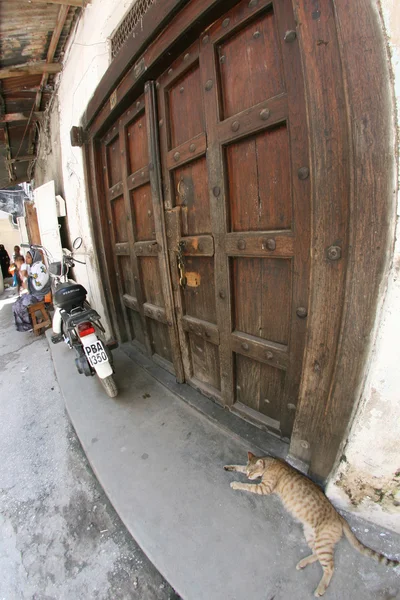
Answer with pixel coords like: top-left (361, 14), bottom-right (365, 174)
top-left (72, 237), bottom-right (83, 250)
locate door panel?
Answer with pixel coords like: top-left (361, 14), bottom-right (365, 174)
top-left (99, 93), bottom-right (183, 377)
top-left (168, 66), bottom-right (205, 147)
top-left (217, 10), bottom-right (284, 118)
top-left (155, 0), bottom-right (310, 438)
top-left (131, 184), bottom-right (154, 241)
top-left (226, 126), bottom-right (292, 232)
top-left (200, 0), bottom-right (310, 437)
top-left (232, 256), bottom-right (292, 346)
top-left (173, 158), bottom-right (211, 236)
top-left (157, 42), bottom-right (223, 401)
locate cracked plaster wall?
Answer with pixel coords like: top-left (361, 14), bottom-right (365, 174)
top-left (326, 0), bottom-right (400, 534)
top-left (34, 0), bottom-right (135, 338)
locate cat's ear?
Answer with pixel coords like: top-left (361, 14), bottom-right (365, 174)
top-left (256, 459), bottom-right (265, 468)
top-left (247, 451), bottom-right (255, 461)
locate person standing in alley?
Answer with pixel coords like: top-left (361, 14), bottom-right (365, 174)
top-left (0, 244), bottom-right (10, 279)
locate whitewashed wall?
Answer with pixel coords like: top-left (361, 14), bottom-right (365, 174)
top-left (0, 210), bottom-right (20, 258)
top-left (327, 0), bottom-right (400, 533)
top-left (51, 0), bottom-right (135, 336)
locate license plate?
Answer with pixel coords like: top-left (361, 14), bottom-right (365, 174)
top-left (83, 339), bottom-right (109, 367)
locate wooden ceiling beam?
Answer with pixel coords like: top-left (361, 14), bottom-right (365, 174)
top-left (0, 84), bottom-right (17, 182)
top-left (7, 155), bottom-right (35, 164)
top-left (0, 112), bottom-right (43, 123)
top-left (0, 62), bottom-right (62, 80)
top-left (28, 0), bottom-right (89, 6)
top-left (2, 175), bottom-right (30, 187)
top-left (28, 3), bottom-right (70, 169)
top-left (33, 4), bottom-right (69, 114)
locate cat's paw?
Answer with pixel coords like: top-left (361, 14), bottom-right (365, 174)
top-left (230, 481), bottom-right (241, 490)
top-left (224, 465), bottom-right (234, 471)
top-left (314, 585), bottom-right (327, 597)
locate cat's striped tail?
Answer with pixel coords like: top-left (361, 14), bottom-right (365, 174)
top-left (342, 520), bottom-right (399, 567)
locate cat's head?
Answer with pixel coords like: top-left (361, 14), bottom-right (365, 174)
top-left (246, 451), bottom-right (267, 479)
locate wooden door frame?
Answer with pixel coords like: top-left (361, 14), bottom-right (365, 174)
top-left (81, 0), bottom-right (396, 482)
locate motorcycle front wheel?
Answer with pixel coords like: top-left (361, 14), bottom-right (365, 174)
top-left (99, 374), bottom-right (118, 398)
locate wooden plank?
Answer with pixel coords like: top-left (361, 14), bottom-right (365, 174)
top-left (122, 294), bottom-right (139, 311)
top-left (288, 0), bottom-right (350, 477)
top-left (32, 4), bottom-right (69, 115)
top-left (188, 336), bottom-right (221, 394)
top-left (28, 4), bottom-right (70, 168)
top-left (271, 0), bottom-right (311, 439)
top-left (0, 62), bottom-right (62, 79)
top-left (108, 181), bottom-right (124, 201)
top-left (47, 5), bottom-right (70, 65)
top-left (289, 0), bottom-right (395, 481)
top-left (166, 132), bottom-right (206, 170)
top-left (216, 5), bottom-right (282, 118)
top-left (126, 111), bottom-right (148, 174)
top-left (127, 165), bottom-right (150, 191)
top-left (0, 112), bottom-right (43, 123)
top-left (100, 140), bottom-right (133, 339)
top-left (226, 233), bottom-right (293, 257)
top-left (145, 80), bottom-right (185, 381)
top-left (181, 235), bottom-right (213, 256)
top-left (233, 401), bottom-right (280, 435)
top-left (29, 0), bottom-right (89, 6)
top-left (143, 302), bottom-right (168, 324)
top-left (204, 0), bottom-right (272, 46)
top-left (118, 97), bottom-right (153, 356)
top-left (168, 63), bottom-right (204, 148)
top-left (134, 240), bottom-right (159, 257)
top-left (24, 201), bottom-right (41, 245)
top-left (0, 82), bottom-right (16, 182)
top-left (110, 196), bottom-right (127, 243)
top-left (226, 125), bottom-right (292, 232)
top-left (157, 39), bottom-right (200, 89)
top-left (2, 175), bottom-right (30, 186)
top-left (84, 138), bottom-right (124, 341)
top-left (181, 315), bottom-right (220, 345)
top-left (200, 31), bottom-right (235, 407)
top-left (217, 94), bottom-right (288, 145)
top-left (173, 156), bottom-right (211, 234)
top-left (232, 257), bottom-right (291, 346)
top-left (231, 331), bottom-right (288, 370)
top-left (115, 242), bottom-right (130, 255)
top-left (7, 155), bottom-right (35, 163)
top-left (131, 183), bottom-right (155, 241)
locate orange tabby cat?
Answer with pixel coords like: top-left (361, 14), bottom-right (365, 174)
top-left (225, 452), bottom-right (399, 597)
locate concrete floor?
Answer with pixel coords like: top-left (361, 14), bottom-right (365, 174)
top-left (0, 286), bottom-right (179, 600)
top-left (46, 299), bottom-right (400, 599)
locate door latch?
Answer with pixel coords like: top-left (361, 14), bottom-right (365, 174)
top-left (177, 241), bottom-right (187, 289)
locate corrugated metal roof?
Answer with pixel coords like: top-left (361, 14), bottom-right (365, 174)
top-left (0, 1), bottom-right (81, 188)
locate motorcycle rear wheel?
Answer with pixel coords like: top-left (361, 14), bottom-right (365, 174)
top-left (99, 374), bottom-right (118, 398)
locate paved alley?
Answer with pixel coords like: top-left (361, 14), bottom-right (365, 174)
top-left (0, 286), bottom-right (178, 600)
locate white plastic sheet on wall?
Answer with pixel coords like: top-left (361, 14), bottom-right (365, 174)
top-left (34, 180), bottom-right (63, 262)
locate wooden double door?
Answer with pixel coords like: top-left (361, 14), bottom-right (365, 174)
top-left (99, 0), bottom-right (310, 440)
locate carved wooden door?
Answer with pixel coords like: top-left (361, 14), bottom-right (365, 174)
top-left (156, 0), bottom-right (310, 438)
top-left (99, 94), bottom-right (183, 379)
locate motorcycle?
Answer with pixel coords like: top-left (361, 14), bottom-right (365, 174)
top-left (22, 239), bottom-right (118, 398)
